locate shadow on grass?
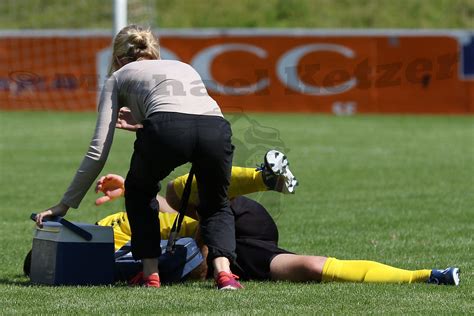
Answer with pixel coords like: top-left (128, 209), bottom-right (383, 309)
top-left (168, 280), bottom-right (215, 290)
top-left (0, 276), bottom-right (214, 289)
top-left (0, 274), bottom-right (32, 286)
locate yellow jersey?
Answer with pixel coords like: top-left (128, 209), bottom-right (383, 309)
top-left (96, 211), bottom-right (199, 251)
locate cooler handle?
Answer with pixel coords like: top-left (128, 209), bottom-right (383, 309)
top-left (30, 213), bottom-right (93, 241)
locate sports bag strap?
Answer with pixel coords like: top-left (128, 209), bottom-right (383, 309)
top-left (166, 165), bottom-right (195, 253)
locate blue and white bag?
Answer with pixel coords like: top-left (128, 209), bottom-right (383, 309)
top-left (114, 237), bottom-right (203, 283)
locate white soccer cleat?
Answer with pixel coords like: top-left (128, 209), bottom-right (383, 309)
top-left (259, 149), bottom-right (299, 194)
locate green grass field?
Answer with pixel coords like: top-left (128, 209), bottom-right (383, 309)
top-left (0, 112), bottom-right (473, 313)
top-left (1, 0), bottom-right (473, 29)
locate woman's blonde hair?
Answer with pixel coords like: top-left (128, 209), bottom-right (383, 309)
top-left (108, 24), bottom-right (160, 75)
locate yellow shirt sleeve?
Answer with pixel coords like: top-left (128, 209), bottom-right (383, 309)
top-left (96, 211), bottom-right (131, 251)
top-left (158, 212), bottom-right (199, 240)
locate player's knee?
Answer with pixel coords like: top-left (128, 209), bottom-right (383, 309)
top-left (303, 256), bottom-right (326, 280)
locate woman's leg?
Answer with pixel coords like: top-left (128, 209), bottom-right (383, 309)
top-left (125, 149), bottom-right (163, 278)
top-left (125, 114), bottom-right (192, 281)
top-left (193, 117), bottom-right (237, 281)
top-left (270, 254), bottom-right (432, 283)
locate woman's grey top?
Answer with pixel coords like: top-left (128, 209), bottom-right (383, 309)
top-left (61, 59), bottom-right (223, 208)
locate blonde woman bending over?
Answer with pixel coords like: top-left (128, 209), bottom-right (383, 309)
top-left (36, 25), bottom-right (241, 289)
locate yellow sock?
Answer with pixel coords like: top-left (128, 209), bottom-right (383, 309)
top-left (227, 167), bottom-right (268, 198)
top-left (322, 257), bottom-right (432, 284)
top-left (172, 167), bottom-right (268, 204)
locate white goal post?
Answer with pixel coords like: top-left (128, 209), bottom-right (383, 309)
top-left (113, 0), bottom-right (128, 36)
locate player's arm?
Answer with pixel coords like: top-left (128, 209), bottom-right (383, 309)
top-left (156, 195), bottom-right (178, 214)
top-left (166, 180), bottom-right (199, 220)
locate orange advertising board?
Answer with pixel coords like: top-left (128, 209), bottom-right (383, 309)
top-left (0, 30), bottom-right (473, 113)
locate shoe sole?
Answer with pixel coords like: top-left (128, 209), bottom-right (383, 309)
top-left (452, 268), bottom-right (460, 286)
top-left (265, 150), bottom-right (298, 194)
top-left (218, 285), bottom-right (242, 290)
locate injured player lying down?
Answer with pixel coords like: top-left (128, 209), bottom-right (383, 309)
top-left (25, 150), bottom-right (456, 286)
top-left (93, 150), bottom-right (460, 286)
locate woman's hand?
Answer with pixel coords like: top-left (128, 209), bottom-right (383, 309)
top-left (95, 174), bottom-right (125, 205)
top-left (36, 203), bottom-right (69, 227)
top-left (116, 107), bottom-right (143, 131)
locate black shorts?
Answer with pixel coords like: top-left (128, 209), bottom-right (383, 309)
top-left (229, 197), bottom-right (293, 280)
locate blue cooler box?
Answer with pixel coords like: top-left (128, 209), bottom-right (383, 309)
top-left (30, 221), bottom-right (115, 285)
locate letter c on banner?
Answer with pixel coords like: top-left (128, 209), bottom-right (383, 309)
top-left (191, 44), bottom-right (269, 95)
top-left (276, 44), bottom-right (357, 95)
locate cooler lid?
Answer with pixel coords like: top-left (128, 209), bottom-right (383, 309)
top-left (34, 221), bottom-right (113, 243)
